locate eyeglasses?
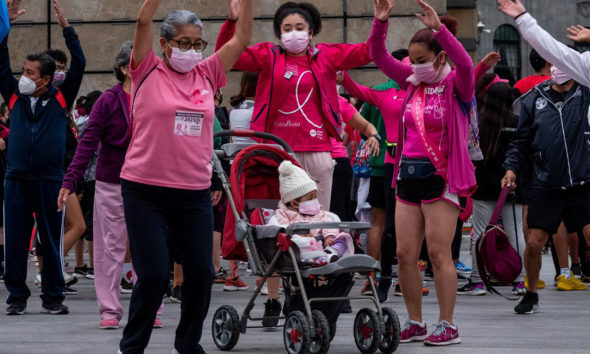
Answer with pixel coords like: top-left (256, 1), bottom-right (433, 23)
top-left (56, 64), bottom-right (67, 71)
top-left (168, 39), bottom-right (208, 52)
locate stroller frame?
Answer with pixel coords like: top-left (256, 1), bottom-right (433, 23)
top-left (211, 130), bottom-right (400, 354)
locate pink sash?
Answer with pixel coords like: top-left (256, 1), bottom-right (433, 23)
top-left (411, 85), bottom-right (448, 182)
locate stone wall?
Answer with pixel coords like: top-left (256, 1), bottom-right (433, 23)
top-left (5, 0), bottom-right (480, 104)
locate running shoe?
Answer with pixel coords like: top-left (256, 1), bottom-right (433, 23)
top-left (568, 273), bottom-right (588, 290)
top-left (42, 301), bottom-right (69, 315)
top-left (255, 277), bottom-right (269, 295)
top-left (393, 283), bottom-right (403, 297)
top-left (512, 281), bottom-right (526, 295)
top-left (556, 275), bottom-right (586, 291)
top-left (399, 319), bottom-right (427, 343)
top-left (120, 278), bottom-right (133, 294)
top-left (170, 285), bottom-right (182, 303)
top-left (262, 298), bottom-right (281, 327)
top-left (524, 275), bottom-right (545, 289)
top-left (64, 272), bottom-right (78, 286)
top-left (514, 291), bottom-right (538, 314)
top-left (73, 264), bottom-right (89, 278)
top-left (581, 274), bottom-right (590, 283)
top-left (360, 278), bottom-right (377, 295)
top-left (99, 318), bottom-right (119, 329)
top-left (571, 264), bottom-right (583, 278)
top-left (153, 318), bottom-right (163, 328)
top-left (86, 268), bottom-right (95, 279)
top-left (422, 281), bottom-right (430, 296)
top-left (377, 276), bottom-right (392, 303)
top-left (214, 267), bottom-right (228, 284)
top-left (457, 282), bottom-right (486, 296)
top-left (63, 286), bottom-right (78, 295)
top-left (223, 277), bottom-right (249, 291)
top-left (424, 320), bottom-right (461, 346)
top-left (35, 273), bottom-right (42, 288)
top-left (454, 260), bottom-right (472, 279)
top-left (6, 299), bottom-right (26, 315)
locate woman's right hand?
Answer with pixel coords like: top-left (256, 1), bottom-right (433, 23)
top-left (481, 52), bottom-right (501, 67)
top-left (57, 188), bottom-right (70, 211)
top-left (415, 0), bottom-right (441, 31)
top-left (501, 170), bottom-right (517, 191)
top-left (365, 136), bottom-right (381, 157)
top-left (228, 0), bottom-right (240, 21)
top-left (374, 0), bottom-right (395, 23)
top-left (497, 0), bottom-right (527, 19)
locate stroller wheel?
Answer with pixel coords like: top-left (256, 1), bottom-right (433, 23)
top-left (283, 310), bottom-right (311, 354)
top-left (212, 305), bottom-right (240, 351)
top-left (378, 307), bottom-right (400, 353)
top-left (309, 310), bottom-right (330, 354)
top-left (353, 308), bottom-right (382, 354)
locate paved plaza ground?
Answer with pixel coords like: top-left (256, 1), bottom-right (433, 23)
top-left (0, 250), bottom-right (588, 354)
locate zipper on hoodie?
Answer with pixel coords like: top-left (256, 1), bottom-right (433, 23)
top-left (537, 86), bottom-right (577, 187)
top-left (262, 49), bottom-right (278, 136)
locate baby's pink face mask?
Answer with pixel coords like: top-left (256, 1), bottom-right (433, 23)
top-left (299, 199), bottom-right (320, 216)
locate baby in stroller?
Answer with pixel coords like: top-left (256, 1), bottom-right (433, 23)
top-left (269, 161), bottom-right (355, 265)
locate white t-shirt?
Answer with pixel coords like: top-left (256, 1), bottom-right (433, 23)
top-left (229, 100), bottom-right (255, 144)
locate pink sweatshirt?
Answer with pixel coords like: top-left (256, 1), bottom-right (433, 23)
top-left (341, 72), bottom-right (405, 164)
top-left (369, 18), bottom-right (476, 196)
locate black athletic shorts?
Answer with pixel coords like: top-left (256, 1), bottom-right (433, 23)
top-left (367, 175), bottom-right (386, 209)
top-left (527, 185), bottom-right (590, 235)
top-left (396, 175), bottom-right (460, 207)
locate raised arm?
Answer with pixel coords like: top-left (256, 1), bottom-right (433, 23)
top-left (326, 42), bottom-right (371, 71)
top-left (433, 24), bottom-right (474, 102)
top-left (54, 0), bottom-right (85, 110)
top-left (216, 0), bottom-right (253, 74)
top-left (0, 0), bottom-right (9, 41)
top-left (340, 71), bottom-right (380, 106)
top-left (371, 0), bottom-right (413, 90)
top-left (475, 52), bottom-right (500, 82)
top-left (132, 0), bottom-right (161, 68)
top-left (498, 0), bottom-right (590, 87)
top-left (0, 0), bottom-right (26, 102)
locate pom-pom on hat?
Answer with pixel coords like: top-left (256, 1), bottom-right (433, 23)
top-left (278, 161), bottom-right (318, 204)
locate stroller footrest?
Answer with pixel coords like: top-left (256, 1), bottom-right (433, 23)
top-left (301, 254), bottom-right (380, 277)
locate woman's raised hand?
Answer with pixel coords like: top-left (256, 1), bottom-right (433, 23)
top-left (228, 0), bottom-right (240, 21)
top-left (567, 25), bottom-right (590, 43)
top-left (415, 0), bottom-right (441, 31)
top-left (374, 0), bottom-right (395, 23)
top-left (497, 0), bottom-right (527, 19)
top-left (481, 52), bottom-right (501, 67)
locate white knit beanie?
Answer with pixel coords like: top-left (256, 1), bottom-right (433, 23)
top-left (278, 161), bottom-right (317, 204)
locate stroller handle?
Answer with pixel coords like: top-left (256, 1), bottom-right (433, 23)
top-left (286, 222), bottom-right (371, 236)
top-left (213, 130), bottom-right (294, 153)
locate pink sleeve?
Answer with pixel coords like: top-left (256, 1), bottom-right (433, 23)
top-left (369, 18), bottom-right (413, 91)
top-left (130, 49), bottom-right (159, 85)
top-left (341, 72), bottom-right (379, 106)
top-left (323, 42), bottom-right (372, 71)
top-left (338, 96), bottom-right (357, 123)
top-left (474, 62), bottom-right (491, 83)
top-left (433, 25), bottom-right (475, 103)
top-left (199, 53), bottom-right (228, 92)
top-left (214, 19), bottom-right (271, 72)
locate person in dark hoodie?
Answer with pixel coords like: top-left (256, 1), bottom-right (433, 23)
top-left (1, 0), bottom-right (85, 315)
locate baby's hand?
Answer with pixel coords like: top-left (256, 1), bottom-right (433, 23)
top-left (324, 238), bottom-right (334, 246)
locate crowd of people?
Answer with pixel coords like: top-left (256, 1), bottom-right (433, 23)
top-left (1, 0), bottom-right (590, 352)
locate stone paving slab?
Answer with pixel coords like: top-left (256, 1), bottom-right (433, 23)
top-left (0, 252), bottom-right (589, 354)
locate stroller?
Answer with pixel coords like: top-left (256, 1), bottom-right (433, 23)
top-left (211, 130), bottom-right (400, 354)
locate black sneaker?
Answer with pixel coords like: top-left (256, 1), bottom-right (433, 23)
top-left (86, 268), bottom-right (95, 279)
top-left (170, 286), bottom-right (182, 304)
top-left (341, 300), bottom-right (352, 314)
top-left (262, 298), bottom-right (281, 327)
top-left (73, 264), bottom-right (89, 278)
top-left (42, 301), bottom-right (69, 315)
top-left (6, 299), bottom-right (26, 315)
top-left (120, 278), bottom-right (133, 294)
top-left (377, 276), bottom-right (392, 303)
top-left (63, 286), bottom-right (78, 295)
top-left (514, 291), bottom-right (539, 314)
top-left (571, 264), bottom-right (582, 278)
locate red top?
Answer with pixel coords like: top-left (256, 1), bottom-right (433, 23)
top-left (514, 75), bottom-right (550, 95)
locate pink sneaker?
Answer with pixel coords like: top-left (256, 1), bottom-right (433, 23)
top-left (99, 318), bottom-right (119, 329)
top-left (400, 319), bottom-right (427, 343)
top-left (424, 320), bottom-right (461, 346)
top-left (153, 318), bottom-right (163, 328)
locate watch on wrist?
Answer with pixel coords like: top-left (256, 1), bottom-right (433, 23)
top-left (371, 134), bottom-right (382, 142)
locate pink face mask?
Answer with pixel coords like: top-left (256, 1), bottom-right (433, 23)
top-left (281, 30), bottom-right (310, 54)
top-left (550, 66), bottom-right (571, 85)
top-left (167, 44), bottom-right (202, 73)
top-left (298, 199), bottom-right (320, 216)
top-left (411, 53), bottom-right (442, 84)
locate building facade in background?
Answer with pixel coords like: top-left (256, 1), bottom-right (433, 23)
top-left (7, 0), bottom-right (476, 100)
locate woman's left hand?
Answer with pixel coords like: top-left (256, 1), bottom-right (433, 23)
top-left (365, 136), bottom-right (380, 157)
top-left (415, 0), bottom-right (441, 31)
top-left (211, 190), bottom-right (223, 206)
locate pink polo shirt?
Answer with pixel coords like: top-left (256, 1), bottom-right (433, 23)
top-left (120, 49), bottom-right (227, 190)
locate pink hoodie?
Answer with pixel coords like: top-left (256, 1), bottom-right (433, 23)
top-left (369, 18), bottom-right (476, 197)
top-left (340, 71), bottom-right (406, 164)
top-left (216, 19), bottom-right (371, 142)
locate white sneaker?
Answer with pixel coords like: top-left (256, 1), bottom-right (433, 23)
top-left (35, 273), bottom-right (42, 288)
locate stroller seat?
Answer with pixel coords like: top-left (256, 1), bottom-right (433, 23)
top-left (302, 254), bottom-right (380, 277)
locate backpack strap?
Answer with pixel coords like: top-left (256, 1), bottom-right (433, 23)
top-left (490, 187), bottom-right (509, 225)
top-left (55, 89), bottom-right (67, 109)
top-left (8, 93), bottom-right (18, 110)
top-left (129, 64), bottom-right (158, 139)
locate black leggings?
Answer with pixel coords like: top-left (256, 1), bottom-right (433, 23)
top-left (380, 163), bottom-right (397, 277)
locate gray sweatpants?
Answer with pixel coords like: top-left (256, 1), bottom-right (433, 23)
top-left (470, 199), bottom-right (525, 283)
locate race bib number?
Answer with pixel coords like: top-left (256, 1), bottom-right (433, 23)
top-left (174, 111), bottom-right (204, 137)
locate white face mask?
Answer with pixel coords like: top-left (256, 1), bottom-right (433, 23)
top-left (166, 44), bottom-right (202, 73)
top-left (281, 31), bottom-right (310, 54)
top-left (411, 53), bottom-right (442, 84)
top-left (18, 76), bottom-right (42, 96)
top-left (551, 66), bottom-right (571, 86)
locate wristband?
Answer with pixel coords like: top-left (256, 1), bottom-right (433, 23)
top-left (514, 11), bottom-right (527, 20)
top-left (371, 134), bottom-right (382, 142)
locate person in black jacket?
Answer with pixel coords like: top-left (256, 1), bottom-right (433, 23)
top-left (458, 74), bottom-right (525, 297)
top-left (503, 68), bottom-right (590, 314)
top-left (1, 0), bottom-right (85, 316)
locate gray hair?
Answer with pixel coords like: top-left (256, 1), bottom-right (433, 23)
top-left (114, 40), bottom-right (133, 83)
top-left (160, 10), bottom-right (203, 39)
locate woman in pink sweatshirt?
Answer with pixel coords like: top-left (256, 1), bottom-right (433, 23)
top-left (371, 0), bottom-right (476, 346)
top-left (216, 0), bottom-right (379, 211)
